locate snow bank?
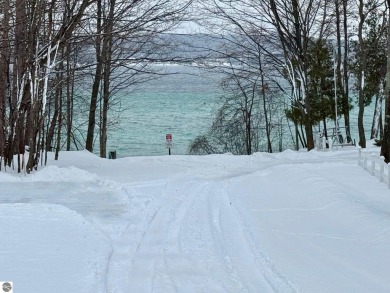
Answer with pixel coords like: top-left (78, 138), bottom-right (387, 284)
top-left (0, 203), bottom-right (110, 293)
top-left (0, 171), bottom-right (20, 182)
top-left (27, 165), bottom-right (98, 182)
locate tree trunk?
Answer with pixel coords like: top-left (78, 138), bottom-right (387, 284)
top-left (380, 4), bottom-right (390, 162)
top-left (335, 0), bottom-right (350, 141)
top-left (298, 125), bottom-right (305, 149)
top-left (100, 86), bottom-right (109, 158)
top-left (0, 0), bottom-right (9, 166)
top-left (381, 88), bottom-right (390, 161)
top-left (99, 0), bottom-right (115, 158)
top-left (262, 93), bottom-right (272, 153)
top-left (257, 43), bottom-right (272, 153)
top-left (260, 78), bottom-right (272, 153)
top-left (66, 42), bottom-right (73, 151)
top-left (26, 102), bottom-right (38, 173)
top-left (371, 89), bottom-right (383, 139)
top-left (5, 0), bottom-right (27, 168)
top-left (46, 84), bottom-right (61, 153)
top-left (357, 93), bottom-right (366, 148)
top-left (16, 109), bottom-right (26, 171)
top-left (244, 111), bottom-right (252, 155)
top-left (322, 116), bottom-right (328, 145)
top-left (269, 0), bottom-right (314, 151)
top-left (294, 0), bottom-right (313, 151)
top-left (55, 86), bottom-right (63, 161)
top-left (86, 0), bottom-right (102, 153)
top-left (357, 0), bottom-right (366, 148)
top-left (303, 123), bottom-right (311, 149)
top-left (342, 0), bottom-right (351, 141)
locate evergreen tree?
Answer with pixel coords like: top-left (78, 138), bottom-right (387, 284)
top-left (286, 39), bottom-right (334, 141)
top-left (306, 39), bottom-right (335, 136)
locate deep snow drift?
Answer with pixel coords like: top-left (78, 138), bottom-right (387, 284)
top-left (0, 145), bottom-right (389, 293)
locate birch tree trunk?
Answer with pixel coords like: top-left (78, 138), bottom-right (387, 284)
top-left (371, 83), bottom-right (383, 139)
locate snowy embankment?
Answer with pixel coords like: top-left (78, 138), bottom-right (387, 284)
top-left (1, 146), bottom-right (390, 293)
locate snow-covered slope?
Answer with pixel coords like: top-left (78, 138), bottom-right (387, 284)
top-left (0, 146), bottom-right (389, 292)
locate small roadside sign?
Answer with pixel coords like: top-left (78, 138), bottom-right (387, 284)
top-left (166, 134), bottom-right (173, 155)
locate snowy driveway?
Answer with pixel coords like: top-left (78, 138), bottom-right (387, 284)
top-left (1, 149), bottom-right (390, 292)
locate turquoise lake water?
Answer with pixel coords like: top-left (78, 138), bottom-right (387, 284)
top-left (101, 65), bottom-right (377, 157)
top-left (106, 65), bottom-right (222, 157)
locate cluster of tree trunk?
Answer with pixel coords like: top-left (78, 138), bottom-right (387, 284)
top-left (0, 0), bottom-right (93, 173)
top-left (191, 0), bottom-right (390, 156)
top-left (0, 0), bottom-right (192, 172)
top-left (2, 0), bottom-right (390, 168)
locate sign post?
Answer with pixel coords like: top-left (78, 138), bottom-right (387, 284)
top-left (166, 134), bottom-right (172, 155)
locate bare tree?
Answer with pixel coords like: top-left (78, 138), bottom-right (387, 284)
top-left (0, 0), bottom-right (95, 172)
top-left (265, 0), bottom-right (331, 151)
top-left (194, 0), bottom-right (291, 153)
top-left (84, 0), bottom-right (193, 157)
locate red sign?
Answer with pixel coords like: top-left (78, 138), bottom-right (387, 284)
top-left (166, 133), bottom-right (173, 150)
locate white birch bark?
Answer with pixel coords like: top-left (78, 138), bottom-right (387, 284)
top-left (16, 72), bottom-right (25, 112)
top-left (371, 81), bottom-right (383, 139)
top-left (42, 41), bottom-right (59, 114)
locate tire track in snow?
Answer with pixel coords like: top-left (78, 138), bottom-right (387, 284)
top-left (178, 182), bottom-right (246, 292)
top-left (210, 181), bottom-right (299, 293)
top-left (222, 183), bottom-right (300, 293)
top-left (103, 179), bottom-right (168, 293)
top-left (110, 176), bottom-right (277, 292)
top-left (114, 178), bottom-right (216, 292)
top-left (175, 177), bottom-right (299, 292)
top-left (151, 181), bottom-right (215, 292)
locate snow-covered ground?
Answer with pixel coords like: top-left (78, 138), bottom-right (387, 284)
top-left (1, 145), bottom-right (390, 293)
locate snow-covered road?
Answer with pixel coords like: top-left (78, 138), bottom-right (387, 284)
top-left (1, 148), bottom-right (390, 292)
